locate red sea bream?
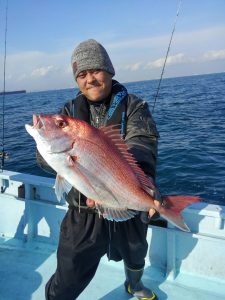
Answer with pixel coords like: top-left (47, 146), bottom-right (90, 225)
top-left (25, 114), bottom-right (200, 231)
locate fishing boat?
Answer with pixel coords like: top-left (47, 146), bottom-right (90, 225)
top-left (0, 169), bottom-right (225, 300)
top-left (0, 90), bottom-right (26, 95)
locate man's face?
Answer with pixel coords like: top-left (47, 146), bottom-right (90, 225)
top-left (76, 69), bottom-right (112, 102)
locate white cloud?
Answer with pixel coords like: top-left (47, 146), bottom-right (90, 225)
top-left (202, 49), bottom-right (225, 61)
top-left (31, 65), bottom-right (55, 77)
top-left (117, 48), bottom-right (225, 74)
top-left (129, 62), bottom-right (143, 71)
top-left (120, 62), bottom-right (144, 72)
top-left (1, 25), bottom-right (225, 91)
top-left (146, 53), bottom-right (188, 69)
top-left (118, 53), bottom-right (190, 72)
top-left (0, 50), bottom-right (74, 91)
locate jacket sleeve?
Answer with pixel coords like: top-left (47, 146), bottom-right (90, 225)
top-left (125, 95), bottom-right (159, 179)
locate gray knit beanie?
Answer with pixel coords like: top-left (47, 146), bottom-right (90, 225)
top-left (71, 39), bottom-right (115, 79)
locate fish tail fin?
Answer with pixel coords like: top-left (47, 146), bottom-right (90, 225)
top-left (158, 195), bottom-right (200, 232)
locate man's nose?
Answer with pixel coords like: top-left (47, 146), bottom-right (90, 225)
top-left (86, 72), bottom-right (95, 83)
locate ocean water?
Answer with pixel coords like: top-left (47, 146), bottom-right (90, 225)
top-left (1, 72), bottom-right (225, 205)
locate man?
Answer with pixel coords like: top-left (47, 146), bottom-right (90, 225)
top-left (38, 39), bottom-right (160, 300)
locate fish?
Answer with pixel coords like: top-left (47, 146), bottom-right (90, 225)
top-left (25, 114), bottom-right (200, 231)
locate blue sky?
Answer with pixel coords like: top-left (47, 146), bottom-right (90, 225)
top-left (0, 0), bottom-right (225, 92)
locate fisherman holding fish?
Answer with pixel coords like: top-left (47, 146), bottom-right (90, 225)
top-left (40, 39), bottom-right (159, 300)
top-left (27, 39), bottom-right (198, 300)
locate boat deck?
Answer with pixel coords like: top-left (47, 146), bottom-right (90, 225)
top-left (0, 171), bottom-right (225, 300)
top-left (1, 237), bottom-right (224, 300)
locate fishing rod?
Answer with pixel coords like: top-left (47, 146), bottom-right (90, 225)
top-left (152, 0), bottom-right (182, 113)
top-left (0, 0), bottom-right (9, 172)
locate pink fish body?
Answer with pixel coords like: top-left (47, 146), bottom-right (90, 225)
top-left (25, 114), bottom-right (200, 231)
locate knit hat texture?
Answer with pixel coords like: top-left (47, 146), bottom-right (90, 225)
top-left (71, 39), bottom-right (115, 79)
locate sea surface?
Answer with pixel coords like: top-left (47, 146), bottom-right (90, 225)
top-left (1, 72), bottom-right (225, 205)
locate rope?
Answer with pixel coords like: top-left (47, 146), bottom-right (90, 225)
top-left (152, 0), bottom-right (182, 113)
top-left (0, 0), bottom-right (9, 172)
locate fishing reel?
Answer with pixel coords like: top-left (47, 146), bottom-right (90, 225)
top-left (0, 150), bottom-right (9, 171)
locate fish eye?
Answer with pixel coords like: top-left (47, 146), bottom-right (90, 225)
top-left (56, 119), bottom-right (67, 128)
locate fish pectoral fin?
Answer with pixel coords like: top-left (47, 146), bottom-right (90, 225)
top-left (54, 174), bottom-right (73, 201)
top-left (95, 204), bottom-right (138, 222)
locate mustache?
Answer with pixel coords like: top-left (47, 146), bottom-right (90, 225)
top-left (86, 80), bottom-right (101, 87)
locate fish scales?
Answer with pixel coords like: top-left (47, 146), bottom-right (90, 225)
top-left (72, 127), bottom-right (149, 210)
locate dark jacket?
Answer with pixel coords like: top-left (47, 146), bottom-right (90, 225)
top-left (37, 81), bottom-right (159, 208)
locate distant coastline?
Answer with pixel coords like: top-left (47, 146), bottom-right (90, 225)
top-left (0, 90), bottom-right (26, 95)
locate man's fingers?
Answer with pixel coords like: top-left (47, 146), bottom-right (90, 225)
top-left (148, 200), bottom-right (162, 218)
top-left (86, 198), bottom-right (95, 207)
top-left (154, 199), bottom-right (161, 209)
top-left (149, 208), bottom-right (156, 218)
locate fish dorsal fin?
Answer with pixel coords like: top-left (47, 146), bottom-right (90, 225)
top-left (100, 124), bottom-right (122, 138)
top-left (99, 125), bottom-right (155, 195)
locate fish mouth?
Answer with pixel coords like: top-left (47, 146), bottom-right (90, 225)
top-left (25, 114), bottom-right (43, 138)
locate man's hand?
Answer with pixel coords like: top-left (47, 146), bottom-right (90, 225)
top-left (149, 199), bottom-right (161, 218)
top-left (86, 197), bottom-right (163, 221)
